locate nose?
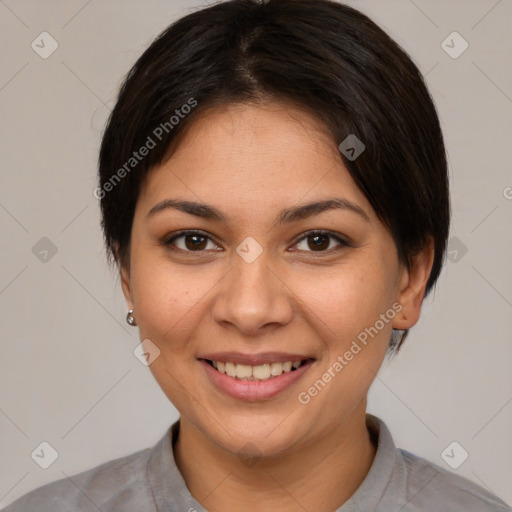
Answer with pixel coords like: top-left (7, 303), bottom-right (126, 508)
top-left (210, 247), bottom-right (294, 336)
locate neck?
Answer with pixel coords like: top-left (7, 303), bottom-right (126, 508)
top-left (173, 401), bottom-right (377, 512)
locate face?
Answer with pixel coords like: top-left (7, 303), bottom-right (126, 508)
top-left (121, 101), bottom-right (430, 458)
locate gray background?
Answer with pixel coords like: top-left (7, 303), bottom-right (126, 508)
top-left (0, 0), bottom-right (511, 508)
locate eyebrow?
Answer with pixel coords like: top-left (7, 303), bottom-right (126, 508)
top-left (147, 197), bottom-right (370, 224)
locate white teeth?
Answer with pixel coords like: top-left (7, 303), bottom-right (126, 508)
top-left (253, 363), bottom-right (271, 380)
top-left (270, 362), bottom-right (284, 376)
top-left (210, 359), bottom-right (306, 381)
top-left (225, 361), bottom-right (237, 377)
top-left (235, 364), bottom-right (253, 379)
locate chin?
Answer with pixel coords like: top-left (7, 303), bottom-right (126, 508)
top-left (207, 414), bottom-right (305, 458)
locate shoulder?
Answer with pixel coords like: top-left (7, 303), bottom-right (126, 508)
top-left (2, 445), bottom-right (155, 512)
top-left (398, 448), bottom-right (511, 512)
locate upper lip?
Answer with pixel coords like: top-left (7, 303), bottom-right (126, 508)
top-left (198, 352), bottom-right (315, 366)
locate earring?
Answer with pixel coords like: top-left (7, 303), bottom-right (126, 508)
top-left (126, 309), bottom-right (137, 326)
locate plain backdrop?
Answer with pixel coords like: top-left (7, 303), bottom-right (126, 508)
top-left (0, 0), bottom-right (511, 508)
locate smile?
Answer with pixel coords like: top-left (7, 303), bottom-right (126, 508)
top-left (206, 359), bottom-right (307, 381)
top-left (199, 357), bottom-right (315, 401)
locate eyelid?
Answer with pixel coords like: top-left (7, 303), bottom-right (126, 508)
top-left (292, 230), bottom-right (351, 251)
top-left (163, 229), bottom-right (221, 252)
top-left (162, 229), bottom-right (351, 254)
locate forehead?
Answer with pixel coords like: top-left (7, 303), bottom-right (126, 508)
top-left (137, 102), bottom-right (375, 222)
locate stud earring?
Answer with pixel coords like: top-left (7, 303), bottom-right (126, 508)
top-left (126, 309), bottom-right (137, 326)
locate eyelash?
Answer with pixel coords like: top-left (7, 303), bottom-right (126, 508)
top-left (161, 229), bottom-right (351, 256)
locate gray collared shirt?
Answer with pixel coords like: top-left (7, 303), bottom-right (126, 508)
top-left (3, 414), bottom-right (510, 511)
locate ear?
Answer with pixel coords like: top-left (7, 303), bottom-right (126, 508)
top-left (116, 242), bottom-right (134, 309)
top-left (392, 236), bottom-right (435, 330)
top-left (120, 263), bottom-right (134, 310)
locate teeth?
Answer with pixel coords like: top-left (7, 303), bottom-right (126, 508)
top-left (253, 363), bottom-right (271, 379)
top-left (210, 359), bottom-right (305, 381)
top-left (235, 364), bottom-right (253, 379)
top-left (225, 361), bottom-right (236, 377)
top-left (270, 362), bottom-right (283, 376)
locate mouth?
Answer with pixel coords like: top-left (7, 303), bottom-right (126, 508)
top-left (198, 356), bottom-right (316, 401)
top-left (201, 358), bottom-right (313, 381)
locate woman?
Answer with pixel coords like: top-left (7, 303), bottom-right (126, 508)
top-left (4, 0), bottom-right (510, 511)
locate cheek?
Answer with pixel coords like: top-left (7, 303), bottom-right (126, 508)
top-left (130, 262), bottom-right (209, 403)
top-left (130, 256), bottom-right (210, 344)
top-left (293, 262), bottom-right (394, 425)
top-left (296, 258), bottom-right (396, 341)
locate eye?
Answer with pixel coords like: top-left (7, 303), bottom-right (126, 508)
top-left (293, 230), bottom-right (350, 253)
top-left (163, 230), bottom-right (220, 252)
top-left (162, 229), bottom-right (350, 255)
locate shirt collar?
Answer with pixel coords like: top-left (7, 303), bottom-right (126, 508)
top-left (147, 419), bottom-right (207, 511)
top-left (335, 413), bottom-right (401, 511)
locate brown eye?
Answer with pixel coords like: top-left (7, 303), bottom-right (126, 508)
top-left (307, 234), bottom-right (330, 251)
top-left (164, 231), bottom-right (218, 252)
top-left (183, 234), bottom-right (208, 251)
top-left (294, 231), bottom-right (349, 253)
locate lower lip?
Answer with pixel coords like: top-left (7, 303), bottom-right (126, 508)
top-left (199, 359), bottom-right (314, 401)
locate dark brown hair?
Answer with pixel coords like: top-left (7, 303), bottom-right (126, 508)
top-left (98, 0), bottom-right (450, 352)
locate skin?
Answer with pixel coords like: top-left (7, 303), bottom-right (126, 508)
top-left (120, 101), bottom-right (434, 512)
